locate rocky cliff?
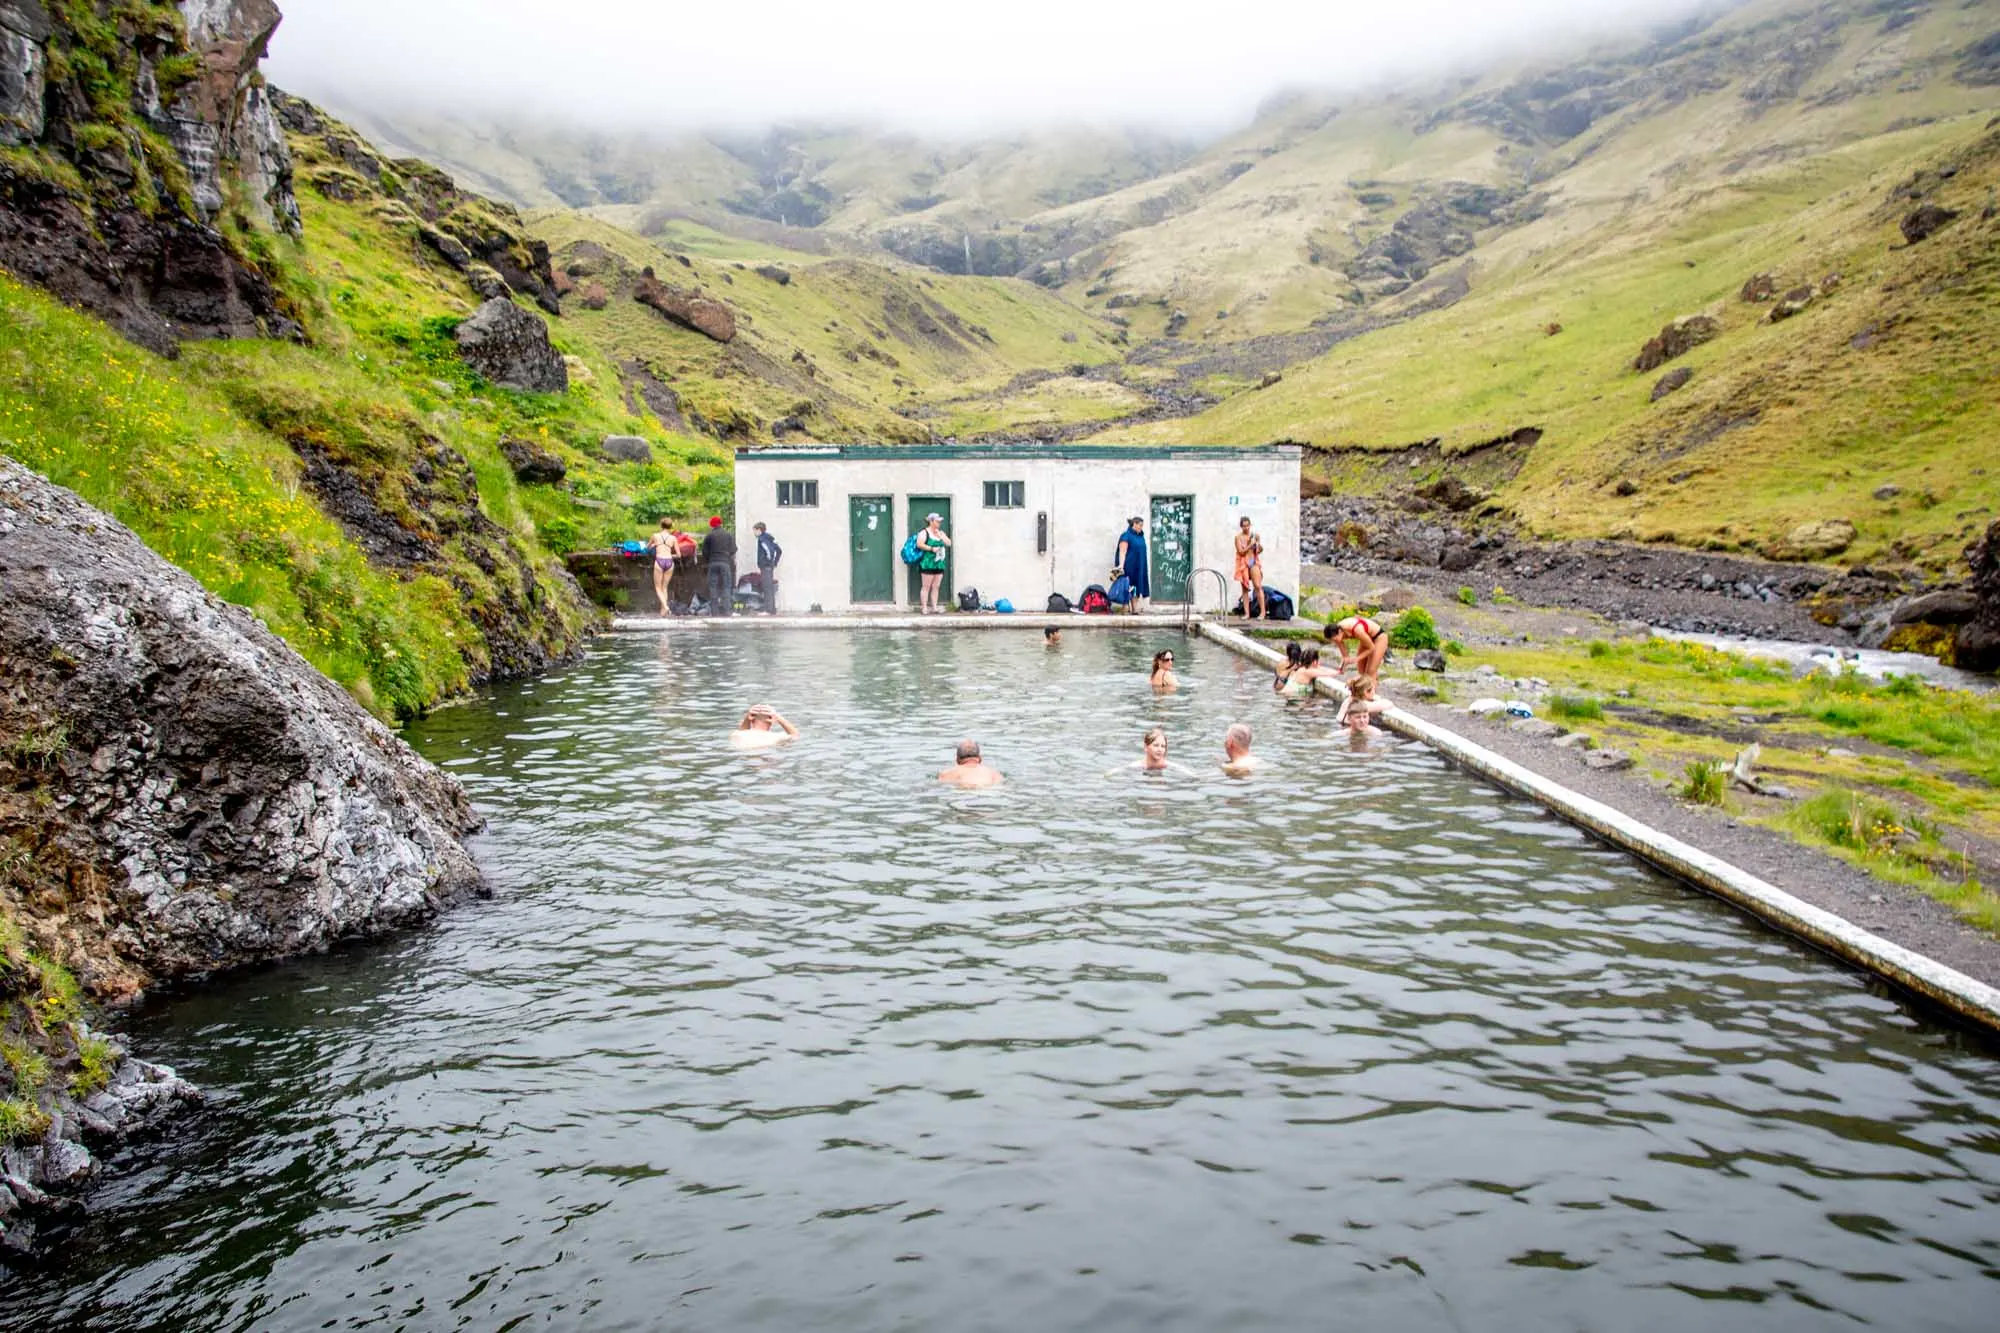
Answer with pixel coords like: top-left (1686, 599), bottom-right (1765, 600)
top-left (1, 457), bottom-right (492, 1245)
top-left (0, 0), bottom-right (299, 354)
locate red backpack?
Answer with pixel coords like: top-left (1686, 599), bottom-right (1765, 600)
top-left (1079, 585), bottom-right (1112, 614)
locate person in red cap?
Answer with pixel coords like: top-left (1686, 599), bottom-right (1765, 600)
top-left (701, 516), bottom-right (737, 616)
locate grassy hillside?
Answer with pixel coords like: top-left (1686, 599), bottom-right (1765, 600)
top-left (1115, 114), bottom-right (2000, 573)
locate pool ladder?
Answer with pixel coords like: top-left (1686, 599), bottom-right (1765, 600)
top-left (1180, 568), bottom-right (1232, 634)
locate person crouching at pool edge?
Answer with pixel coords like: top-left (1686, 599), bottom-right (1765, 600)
top-left (938, 739), bottom-right (1003, 787)
top-left (1221, 723), bottom-right (1260, 776)
top-left (1150, 648), bottom-right (1178, 691)
top-left (1324, 612), bottom-right (1387, 679)
top-left (730, 704), bottom-right (798, 749)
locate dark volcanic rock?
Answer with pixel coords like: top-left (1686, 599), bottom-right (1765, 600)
top-left (600, 435), bottom-right (653, 464)
top-left (499, 436), bottom-right (565, 485)
top-left (1900, 204), bottom-right (1960, 244)
top-left (454, 298), bottom-right (568, 393)
top-left (1633, 315), bottom-right (1721, 372)
top-left (1956, 519), bottom-right (2000, 673)
top-left (1766, 285), bottom-right (1814, 321)
top-left (1417, 475), bottom-right (1489, 512)
top-left (0, 458), bottom-right (486, 991)
top-left (633, 273), bottom-right (737, 342)
top-left (1740, 273), bottom-right (1777, 302)
top-left (754, 264), bottom-right (792, 285)
top-left (1651, 366), bottom-right (1693, 400)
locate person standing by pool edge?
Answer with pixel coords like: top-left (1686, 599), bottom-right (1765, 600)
top-left (1234, 516), bottom-right (1266, 620)
top-left (643, 518), bottom-right (677, 616)
top-left (917, 511), bottom-right (951, 614)
top-left (703, 517), bottom-right (737, 616)
top-left (1325, 613), bottom-right (1387, 679)
top-left (753, 521), bottom-right (782, 615)
top-left (938, 739), bottom-right (1003, 787)
top-left (1115, 516), bottom-right (1150, 614)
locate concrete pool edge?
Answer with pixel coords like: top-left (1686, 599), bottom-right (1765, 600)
top-left (1193, 621), bottom-right (2000, 1036)
top-left (610, 612), bottom-right (1198, 631)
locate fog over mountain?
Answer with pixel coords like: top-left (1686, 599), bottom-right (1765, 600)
top-left (267, 0), bottom-right (1723, 134)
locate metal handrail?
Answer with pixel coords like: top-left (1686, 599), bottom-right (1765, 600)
top-left (1180, 568), bottom-right (1232, 634)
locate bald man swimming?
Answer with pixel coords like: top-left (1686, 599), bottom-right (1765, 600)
top-left (938, 739), bottom-right (1004, 787)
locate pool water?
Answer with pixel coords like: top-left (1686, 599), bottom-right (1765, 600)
top-left (11, 633), bottom-right (2000, 1331)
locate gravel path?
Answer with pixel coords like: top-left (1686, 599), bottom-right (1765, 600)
top-left (1389, 689), bottom-right (2000, 996)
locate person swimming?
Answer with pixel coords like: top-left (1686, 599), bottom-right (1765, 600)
top-left (1044, 627), bottom-right (1062, 647)
top-left (1150, 649), bottom-right (1179, 691)
top-left (1335, 676), bottom-right (1379, 733)
top-left (1275, 646), bottom-right (1330, 698)
top-left (1220, 722), bottom-right (1260, 776)
top-left (937, 739), bottom-right (1003, 787)
top-left (1111, 726), bottom-right (1194, 777)
top-left (729, 704), bottom-right (799, 749)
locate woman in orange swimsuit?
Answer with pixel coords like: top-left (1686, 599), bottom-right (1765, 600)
top-left (1233, 517), bottom-right (1266, 619)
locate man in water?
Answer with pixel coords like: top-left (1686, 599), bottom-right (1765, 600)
top-left (702, 516), bottom-right (737, 617)
top-left (753, 521), bottom-right (782, 615)
top-left (937, 739), bottom-right (1003, 787)
top-left (1220, 723), bottom-right (1261, 776)
top-left (1044, 627), bottom-right (1061, 647)
top-left (729, 704), bottom-right (798, 749)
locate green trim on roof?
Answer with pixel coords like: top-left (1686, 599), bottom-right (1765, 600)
top-left (735, 444), bottom-right (1301, 462)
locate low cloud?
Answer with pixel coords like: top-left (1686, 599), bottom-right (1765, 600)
top-left (266, 0), bottom-right (1720, 136)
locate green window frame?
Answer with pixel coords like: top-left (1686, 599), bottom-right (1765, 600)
top-left (982, 480), bottom-right (1025, 509)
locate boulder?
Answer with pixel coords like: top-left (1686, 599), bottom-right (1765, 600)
top-left (453, 298), bottom-right (568, 393)
top-left (1900, 204), bottom-right (1959, 245)
top-left (1413, 649), bottom-right (1448, 672)
top-left (1954, 519), bottom-right (2000, 673)
top-left (499, 436), bottom-right (566, 485)
top-left (0, 458), bottom-right (485, 991)
top-left (1766, 285), bottom-right (1814, 322)
top-left (1300, 475), bottom-right (1331, 499)
top-left (1633, 314), bottom-right (1721, 372)
top-left (633, 273), bottom-right (737, 343)
top-left (1779, 518), bottom-right (1856, 560)
top-left (1740, 273), bottom-right (1777, 302)
top-left (1583, 748), bottom-right (1634, 772)
top-left (1439, 544), bottom-right (1479, 573)
top-left (1650, 366), bottom-right (1692, 401)
top-left (1416, 475), bottom-right (1489, 512)
top-left (1872, 484), bottom-right (1901, 500)
top-left (1361, 585), bottom-right (1421, 612)
top-left (600, 435), bottom-right (653, 464)
top-left (754, 264), bottom-right (792, 285)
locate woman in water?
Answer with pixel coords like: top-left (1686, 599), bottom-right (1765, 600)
top-left (1275, 645), bottom-right (1331, 699)
top-left (916, 512), bottom-right (952, 614)
top-left (1324, 613), bottom-right (1388, 680)
top-left (1272, 641), bottom-right (1304, 692)
top-left (644, 518), bottom-right (678, 615)
top-left (1334, 676), bottom-right (1380, 733)
top-left (1233, 517), bottom-right (1266, 620)
top-left (1150, 649), bottom-right (1179, 691)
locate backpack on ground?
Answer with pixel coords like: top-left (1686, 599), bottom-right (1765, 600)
top-left (957, 588), bottom-right (981, 612)
top-left (1108, 574), bottom-right (1134, 605)
top-left (1262, 589), bottom-right (1295, 622)
top-left (900, 532), bottom-right (922, 565)
top-left (1046, 592), bottom-right (1071, 613)
top-left (1079, 585), bottom-right (1112, 614)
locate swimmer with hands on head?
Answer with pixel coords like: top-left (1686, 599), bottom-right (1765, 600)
top-left (937, 739), bottom-right (1003, 788)
top-left (730, 703), bottom-right (799, 749)
top-left (1334, 677), bottom-right (1382, 734)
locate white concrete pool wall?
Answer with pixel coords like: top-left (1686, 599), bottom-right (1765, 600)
top-left (1195, 620), bottom-right (2000, 1037)
top-left (733, 444), bottom-right (1300, 614)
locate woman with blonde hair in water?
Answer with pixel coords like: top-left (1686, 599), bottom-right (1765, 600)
top-left (1335, 676), bottom-right (1381, 733)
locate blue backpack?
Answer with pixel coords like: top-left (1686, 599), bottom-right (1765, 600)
top-left (1108, 574), bottom-right (1134, 605)
top-left (900, 533), bottom-right (922, 565)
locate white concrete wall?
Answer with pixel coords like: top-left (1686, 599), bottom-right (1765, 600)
top-left (734, 450), bottom-right (1299, 613)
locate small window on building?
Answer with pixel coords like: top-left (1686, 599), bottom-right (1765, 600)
top-left (777, 480), bottom-right (819, 508)
top-left (983, 480), bottom-right (1025, 509)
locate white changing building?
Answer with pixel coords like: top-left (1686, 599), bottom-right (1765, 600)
top-left (733, 444), bottom-right (1301, 613)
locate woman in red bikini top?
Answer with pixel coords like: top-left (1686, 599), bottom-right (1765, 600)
top-left (1323, 613), bottom-right (1387, 678)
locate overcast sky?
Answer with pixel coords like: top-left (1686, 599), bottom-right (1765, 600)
top-left (267, 0), bottom-right (1721, 135)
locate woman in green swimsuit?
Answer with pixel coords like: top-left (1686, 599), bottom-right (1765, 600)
top-left (917, 512), bottom-right (952, 614)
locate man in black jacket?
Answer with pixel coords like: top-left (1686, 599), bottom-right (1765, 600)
top-left (702, 517), bottom-right (737, 616)
top-left (753, 522), bottom-right (782, 615)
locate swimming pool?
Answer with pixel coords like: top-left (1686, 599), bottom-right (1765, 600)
top-left (14, 632), bottom-right (2000, 1331)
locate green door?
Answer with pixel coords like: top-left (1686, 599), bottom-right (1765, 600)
top-left (906, 495), bottom-right (953, 607)
top-left (1149, 494), bottom-right (1194, 604)
top-left (850, 495), bottom-right (894, 603)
